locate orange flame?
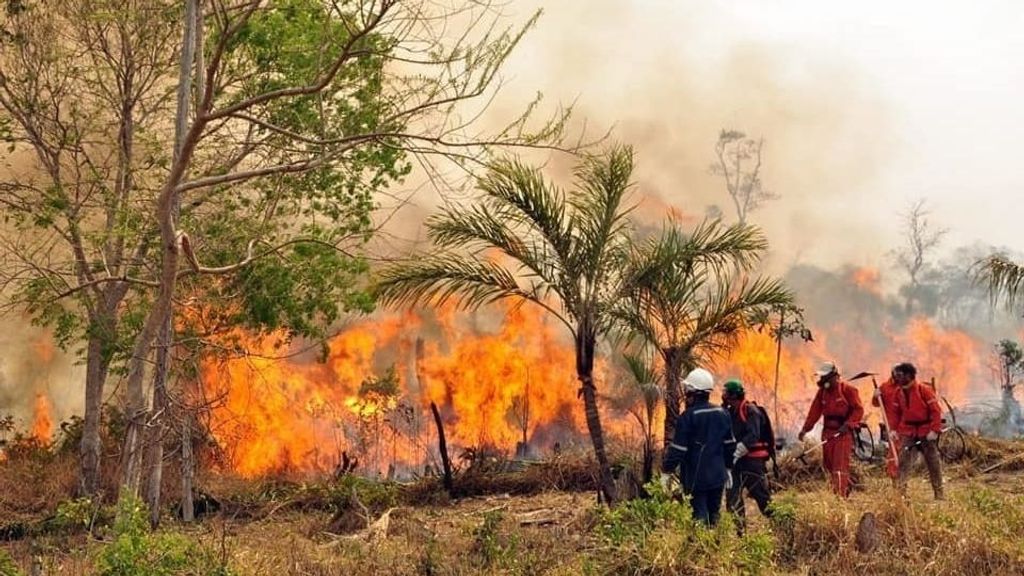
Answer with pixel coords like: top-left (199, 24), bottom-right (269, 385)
top-left (201, 279), bottom-right (1003, 477)
top-left (201, 301), bottom-right (635, 478)
top-left (31, 393), bottom-right (52, 444)
top-left (849, 267), bottom-right (882, 295)
top-left (718, 315), bottom-right (989, 434)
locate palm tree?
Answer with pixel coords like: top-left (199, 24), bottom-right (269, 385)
top-left (375, 146), bottom-right (637, 503)
top-left (976, 254), bottom-right (1024, 312)
top-left (616, 220), bottom-right (793, 448)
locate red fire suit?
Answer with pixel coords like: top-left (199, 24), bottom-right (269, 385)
top-left (872, 378), bottom-right (901, 478)
top-left (800, 380), bottom-right (864, 497)
top-left (892, 380), bottom-right (945, 498)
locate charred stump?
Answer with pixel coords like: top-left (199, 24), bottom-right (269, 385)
top-left (430, 401), bottom-right (454, 495)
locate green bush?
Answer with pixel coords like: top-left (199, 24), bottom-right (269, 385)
top-left (52, 497), bottom-right (100, 533)
top-left (589, 482), bottom-right (777, 575)
top-left (96, 493), bottom-right (232, 576)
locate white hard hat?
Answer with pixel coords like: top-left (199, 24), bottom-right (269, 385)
top-left (815, 361), bottom-right (838, 378)
top-left (682, 367), bottom-right (714, 392)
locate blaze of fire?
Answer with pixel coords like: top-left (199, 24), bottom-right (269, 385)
top-left (718, 315), bottom-right (986, 434)
top-left (849, 267), bottom-right (882, 295)
top-left (202, 301), bottom-right (634, 478)
top-left (31, 393), bottom-right (53, 444)
top-left (201, 279), bottom-right (1003, 477)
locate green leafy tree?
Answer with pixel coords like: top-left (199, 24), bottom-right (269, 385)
top-left (616, 220), bottom-right (792, 448)
top-left (0, 0), bottom-right (571, 509)
top-left (375, 146), bottom-right (637, 503)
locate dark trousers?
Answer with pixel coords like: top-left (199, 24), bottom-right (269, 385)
top-left (897, 435), bottom-right (944, 499)
top-left (726, 457), bottom-right (772, 530)
top-left (689, 485), bottom-right (725, 526)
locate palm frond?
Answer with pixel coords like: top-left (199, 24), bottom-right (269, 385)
top-left (568, 145), bottom-right (637, 285)
top-left (686, 276), bottom-right (793, 362)
top-left (375, 254), bottom-right (540, 312)
top-left (678, 219), bottom-right (768, 276)
top-left (476, 158), bottom-right (574, 263)
top-left (427, 202), bottom-right (563, 289)
top-left (975, 254), bottom-right (1024, 312)
top-left (623, 350), bottom-right (659, 387)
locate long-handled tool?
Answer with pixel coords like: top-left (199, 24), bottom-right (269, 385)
top-left (794, 430), bottom-right (844, 465)
top-left (850, 371), bottom-right (899, 469)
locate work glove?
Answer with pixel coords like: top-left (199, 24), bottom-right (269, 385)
top-left (925, 430), bottom-right (939, 442)
top-left (724, 470), bottom-right (734, 491)
top-left (733, 442), bottom-right (749, 459)
top-left (837, 423), bottom-right (850, 435)
top-left (797, 430), bottom-right (807, 442)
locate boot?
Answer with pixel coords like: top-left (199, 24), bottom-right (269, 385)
top-left (933, 486), bottom-right (945, 501)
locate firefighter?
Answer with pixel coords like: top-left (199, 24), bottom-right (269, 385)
top-left (891, 362), bottom-right (944, 500)
top-left (721, 379), bottom-right (773, 532)
top-left (797, 361), bottom-right (864, 498)
top-left (872, 368), bottom-right (902, 480)
top-left (661, 367), bottom-right (736, 526)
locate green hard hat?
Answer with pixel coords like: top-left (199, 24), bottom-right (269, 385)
top-left (723, 379), bottom-right (744, 395)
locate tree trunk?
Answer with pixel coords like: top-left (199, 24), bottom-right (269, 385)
top-left (145, 0), bottom-right (198, 526)
top-left (145, 332), bottom-right (169, 528)
top-left (641, 433), bottom-right (654, 484)
top-left (661, 347), bottom-right (686, 449)
top-left (430, 401), bottom-right (453, 495)
top-left (121, 0), bottom-right (201, 501)
top-left (576, 326), bottom-right (616, 504)
top-left (80, 314), bottom-right (115, 496)
top-left (579, 374), bottom-right (615, 503)
top-left (773, 309), bottom-right (784, 429)
top-left (180, 416), bottom-right (195, 522)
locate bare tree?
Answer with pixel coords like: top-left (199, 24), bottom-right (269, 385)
top-left (709, 130), bottom-right (776, 225)
top-left (892, 199), bottom-right (947, 315)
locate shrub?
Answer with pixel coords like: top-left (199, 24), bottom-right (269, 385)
top-left (96, 493), bottom-right (232, 576)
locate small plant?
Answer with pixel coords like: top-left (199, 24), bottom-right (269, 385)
top-left (597, 481), bottom-right (692, 545)
top-left (738, 531), bottom-right (775, 575)
top-left (52, 497), bottom-right (97, 533)
top-left (966, 486), bottom-right (1002, 515)
top-left (471, 509), bottom-right (517, 568)
top-left (96, 492), bottom-right (232, 576)
top-left (0, 549), bottom-right (24, 576)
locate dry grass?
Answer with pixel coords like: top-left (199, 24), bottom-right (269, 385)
top-left (3, 442), bottom-right (1024, 575)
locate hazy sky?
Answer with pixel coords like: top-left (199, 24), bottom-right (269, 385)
top-left (483, 1), bottom-right (1023, 272)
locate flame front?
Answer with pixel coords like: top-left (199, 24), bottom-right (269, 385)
top-left (199, 288), bottom-right (1011, 477)
top-left (201, 302), bottom-right (628, 478)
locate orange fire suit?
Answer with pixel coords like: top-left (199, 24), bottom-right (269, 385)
top-left (871, 378), bottom-right (901, 478)
top-left (893, 380), bottom-right (944, 499)
top-left (800, 380), bottom-right (864, 497)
